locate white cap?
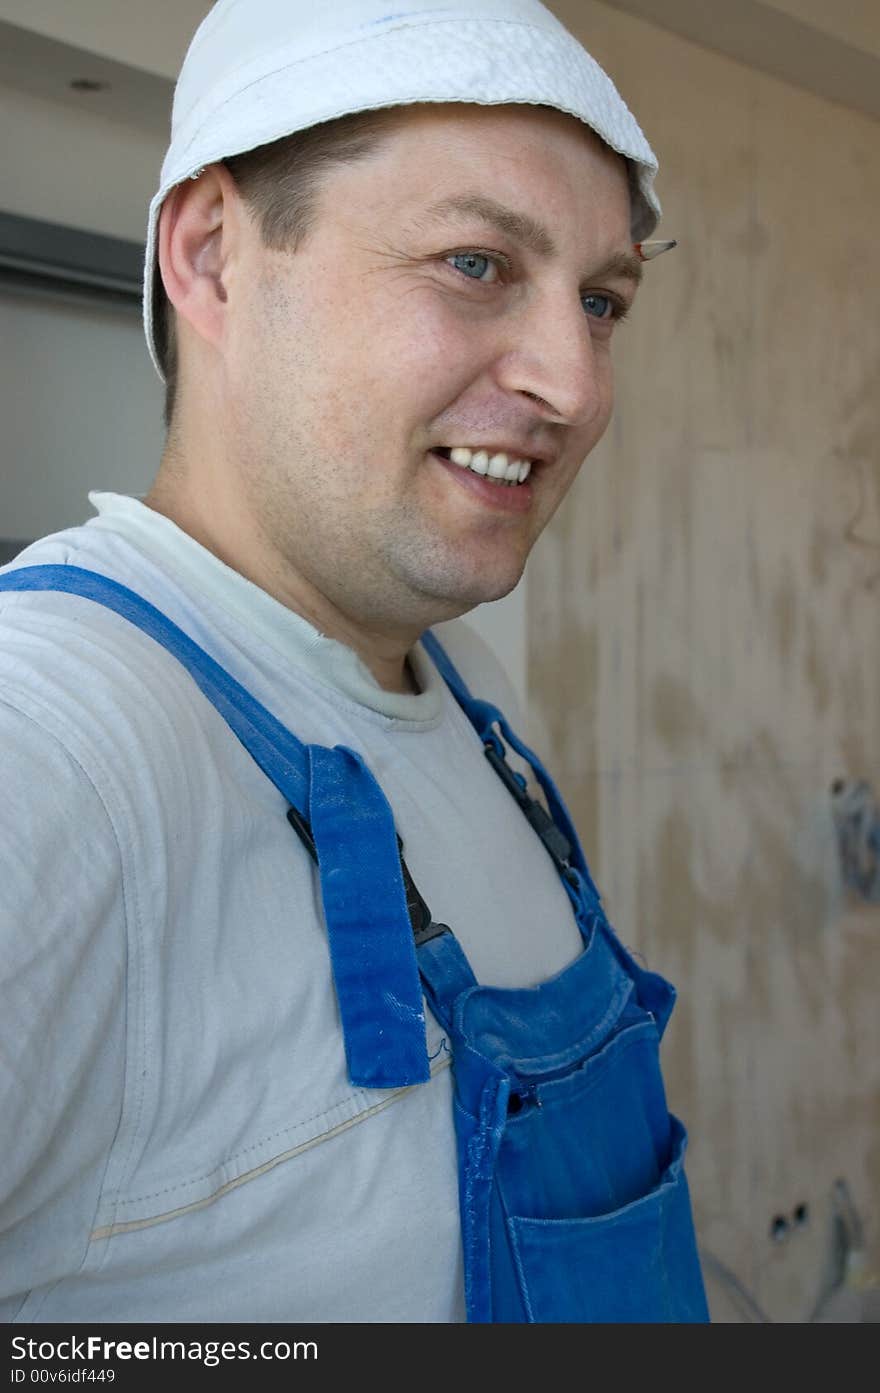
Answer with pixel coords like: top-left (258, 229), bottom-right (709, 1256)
top-left (144, 0), bottom-right (661, 378)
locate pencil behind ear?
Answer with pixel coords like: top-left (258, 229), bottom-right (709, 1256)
top-left (635, 239), bottom-right (678, 261)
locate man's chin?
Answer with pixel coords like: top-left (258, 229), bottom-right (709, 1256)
top-left (385, 534), bottom-right (529, 626)
top-left (416, 567), bottom-right (525, 620)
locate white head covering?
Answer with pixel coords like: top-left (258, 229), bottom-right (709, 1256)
top-left (144, 0), bottom-right (660, 378)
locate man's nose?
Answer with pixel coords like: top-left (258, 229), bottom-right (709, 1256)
top-left (495, 294), bottom-right (606, 428)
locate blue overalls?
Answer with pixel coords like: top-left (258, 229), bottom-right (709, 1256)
top-left (0, 565), bottom-right (710, 1323)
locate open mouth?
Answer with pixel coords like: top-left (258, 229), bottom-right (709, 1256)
top-left (432, 446), bottom-right (533, 486)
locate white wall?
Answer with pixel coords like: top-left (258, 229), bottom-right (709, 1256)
top-left (0, 0), bottom-right (211, 78)
top-left (0, 289), bottom-right (164, 541)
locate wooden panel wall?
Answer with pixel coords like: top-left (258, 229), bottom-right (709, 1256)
top-left (531, 1), bottom-right (880, 1321)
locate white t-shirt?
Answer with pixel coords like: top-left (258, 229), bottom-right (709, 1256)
top-left (0, 493), bottom-right (583, 1323)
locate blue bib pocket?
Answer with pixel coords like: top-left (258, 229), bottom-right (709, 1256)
top-left (447, 969), bottom-right (711, 1323)
top-left (507, 1116), bottom-right (708, 1322)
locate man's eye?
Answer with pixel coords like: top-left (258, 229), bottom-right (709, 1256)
top-left (447, 252), bottom-right (498, 282)
top-left (582, 293), bottom-right (614, 320)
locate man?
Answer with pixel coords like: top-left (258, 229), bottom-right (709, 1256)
top-left (0, 0), bottom-right (708, 1322)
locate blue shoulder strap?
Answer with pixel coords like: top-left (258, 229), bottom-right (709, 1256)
top-left (421, 630), bottom-right (685, 1034)
top-left (0, 565), bottom-right (430, 1090)
top-left (420, 629), bottom-right (602, 914)
top-left (2, 564), bottom-right (315, 802)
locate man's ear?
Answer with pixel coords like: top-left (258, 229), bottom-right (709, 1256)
top-left (157, 163), bottom-right (243, 353)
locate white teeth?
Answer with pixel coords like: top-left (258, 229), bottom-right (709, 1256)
top-left (442, 447), bottom-right (533, 485)
top-left (470, 450), bottom-right (490, 475)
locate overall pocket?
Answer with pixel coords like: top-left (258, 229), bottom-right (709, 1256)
top-left (507, 1115), bottom-right (708, 1322)
top-left (487, 1012), bottom-right (710, 1323)
top-left (449, 943), bottom-right (709, 1323)
top-left (495, 1013), bottom-right (673, 1223)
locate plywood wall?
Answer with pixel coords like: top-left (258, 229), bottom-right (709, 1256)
top-left (530, 1), bottom-right (880, 1321)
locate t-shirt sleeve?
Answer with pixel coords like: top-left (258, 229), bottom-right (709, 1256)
top-left (0, 693), bottom-right (127, 1311)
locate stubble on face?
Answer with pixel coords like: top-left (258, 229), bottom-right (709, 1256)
top-left (219, 104), bottom-right (637, 647)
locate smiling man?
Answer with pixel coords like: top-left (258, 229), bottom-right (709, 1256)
top-left (0, 0), bottom-right (708, 1324)
top-left (148, 102), bottom-right (639, 678)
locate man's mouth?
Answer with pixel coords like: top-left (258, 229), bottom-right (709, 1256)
top-left (432, 447), bottom-right (533, 486)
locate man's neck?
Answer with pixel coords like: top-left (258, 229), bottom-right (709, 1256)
top-left (143, 471), bottom-right (420, 695)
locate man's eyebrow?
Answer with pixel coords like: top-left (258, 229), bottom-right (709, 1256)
top-left (590, 250), bottom-right (644, 288)
top-left (422, 194), bottom-right (556, 257)
top-left (419, 194), bottom-right (644, 287)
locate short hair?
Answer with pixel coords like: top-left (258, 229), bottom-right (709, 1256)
top-left (154, 108), bottom-right (397, 431)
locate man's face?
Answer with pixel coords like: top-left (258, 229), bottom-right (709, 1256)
top-left (222, 103), bottom-right (638, 636)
